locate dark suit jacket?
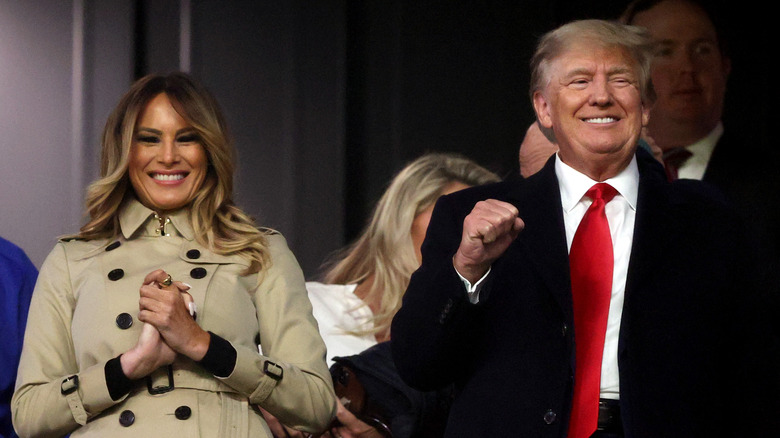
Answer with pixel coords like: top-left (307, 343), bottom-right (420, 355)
top-left (391, 148), bottom-right (779, 437)
top-left (703, 129), bottom-right (780, 274)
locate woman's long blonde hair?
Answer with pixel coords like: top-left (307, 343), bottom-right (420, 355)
top-left (72, 73), bottom-right (268, 274)
top-left (323, 153), bottom-right (500, 337)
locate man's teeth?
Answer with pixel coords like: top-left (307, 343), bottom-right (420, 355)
top-left (584, 117), bottom-right (617, 124)
top-left (153, 174), bottom-right (185, 181)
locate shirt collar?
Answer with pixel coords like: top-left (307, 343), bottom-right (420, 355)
top-left (555, 151), bottom-right (639, 213)
top-left (118, 197), bottom-right (195, 241)
top-left (685, 121), bottom-right (722, 162)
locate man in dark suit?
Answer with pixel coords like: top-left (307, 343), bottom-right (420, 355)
top-left (520, 0), bottom-right (780, 271)
top-left (622, 0), bottom-right (780, 268)
top-left (391, 19), bottom-right (778, 437)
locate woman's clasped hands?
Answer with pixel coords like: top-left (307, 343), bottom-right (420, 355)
top-left (120, 269), bottom-right (208, 380)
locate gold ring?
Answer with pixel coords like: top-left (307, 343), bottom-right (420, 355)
top-left (161, 274), bottom-right (173, 287)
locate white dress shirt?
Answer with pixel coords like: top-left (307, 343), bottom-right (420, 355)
top-left (677, 122), bottom-right (723, 180)
top-left (556, 154), bottom-right (638, 400)
top-left (459, 153), bottom-right (639, 400)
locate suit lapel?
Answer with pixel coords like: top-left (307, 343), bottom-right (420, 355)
top-left (505, 157), bottom-right (573, 322)
top-left (620, 150), bottom-right (681, 354)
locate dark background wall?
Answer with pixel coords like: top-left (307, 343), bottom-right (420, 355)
top-left (0, 0), bottom-right (770, 278)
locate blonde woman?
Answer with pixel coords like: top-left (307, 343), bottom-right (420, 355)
top-left (12, 73), bottom-right (335, 437)
top-left (308, 153), bottom-right (500, 438)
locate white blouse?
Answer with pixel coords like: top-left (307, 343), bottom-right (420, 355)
top-left (306, 282), bottom-right (378, 366)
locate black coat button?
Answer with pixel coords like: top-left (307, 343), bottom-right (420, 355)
top-left (116, 313), bottom-right (133, 329)
top-left (119, 409), bottom-right (135, 426)
top-left (190, 267), bottom-right (207, 279)
top-left (562, 323), bottom-right (568, 337)
top-left (175, 405), bottom-right (192, 420)
top-left (108, 268), bottom-right (124, 281)
top-left (543, 409), bottom-right (557, 425)
top-left (186, 249), bottom-right (201, 259)
top-left (106, 241), bottom-right (121, 251)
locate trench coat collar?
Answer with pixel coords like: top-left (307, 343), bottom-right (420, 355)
top-left (119, 197), bottom-right (195, 241)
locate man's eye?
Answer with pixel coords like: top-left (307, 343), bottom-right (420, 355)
top-left (692, 42), bottom-right (716, 57)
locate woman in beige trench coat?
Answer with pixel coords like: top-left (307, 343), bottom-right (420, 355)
top-left (11, 73), bottom-right (336, 438)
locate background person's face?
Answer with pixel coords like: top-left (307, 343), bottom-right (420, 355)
top-left (632, 0), bottom-right (729, 135)
top-left (129, 93), bottom-right (208, 213)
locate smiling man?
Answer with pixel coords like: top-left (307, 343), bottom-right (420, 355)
top-left (391, 20), bottom-right (778, 437)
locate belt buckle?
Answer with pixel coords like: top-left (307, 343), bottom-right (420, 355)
top-left (146, 365), bottom-right (175, 394)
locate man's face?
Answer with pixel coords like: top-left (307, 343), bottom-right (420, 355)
top-left (533, 43), bottom-right (648, 180)
top-left (632, 0), bottom-right (730, 134)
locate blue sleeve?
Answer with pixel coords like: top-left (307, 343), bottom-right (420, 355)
top-left (0, 237), bottom-right (38, 438)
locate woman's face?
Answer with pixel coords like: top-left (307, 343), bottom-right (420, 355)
top-left (411, 181), bottom-right (471, 264)
top-left (128, 93), bottom-right (208, 213)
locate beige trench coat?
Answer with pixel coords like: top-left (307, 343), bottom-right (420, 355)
top-left (12, 199), bottom-right (336, 437)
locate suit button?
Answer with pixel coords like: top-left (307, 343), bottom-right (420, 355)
top-left (175, 405), bottom-right (192, 420)
top-left (543, 409), bottom-right (557, 425)
top-left (106, 241), bottom-right (121, 251)
top-left (108, 268), bottom-right (124, 281)
top-left (119, 409), bottom-right (135, 426)
top-left (562, 323), bottom-right (568, 337)
top-left (116, 313), bottom-right (133, 329)
top-left (190, 267), bottom-right (207, 279)
top-left (186, 249), bottom-right (201, 259)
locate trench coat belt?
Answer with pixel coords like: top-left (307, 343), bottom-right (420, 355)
top-left (143, 365), bottom-right (240, 394)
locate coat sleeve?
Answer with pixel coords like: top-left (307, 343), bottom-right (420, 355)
top-left (12, 244), bottom-right (125, 438)
top-left (215, 234), bottom-right (337, 433)
top-left (391, 194), bottom-right (488, 392)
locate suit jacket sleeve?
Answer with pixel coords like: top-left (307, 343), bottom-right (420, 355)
top-left (392, 193), bottom-right (490, 392)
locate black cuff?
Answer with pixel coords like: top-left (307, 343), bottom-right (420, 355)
top-left (197, 331), bottom-right (237, 378)
top-left (105, 355), bottom-right (135, 401)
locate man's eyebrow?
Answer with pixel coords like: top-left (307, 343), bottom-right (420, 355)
top-left (607, 66), bottom-right (635, 76)
top-left (562, 67), bottom-right (594, 79)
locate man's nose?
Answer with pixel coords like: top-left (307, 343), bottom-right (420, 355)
top-left (589, 77), bottom-right (612, 106)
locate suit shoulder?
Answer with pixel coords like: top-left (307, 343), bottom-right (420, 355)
top-left (444, 179), bottom-right (518, 205)
top-left (670, 179), bottom-right (732, 210)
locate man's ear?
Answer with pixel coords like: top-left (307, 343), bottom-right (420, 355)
top-left (533, 91), bottom-right (553, 129)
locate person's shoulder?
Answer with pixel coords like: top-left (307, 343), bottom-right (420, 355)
top-left (306, 282), bottom-right (359, 306)
top-left (0, 236), bottom-right (30, 260)
top-left (444, 179), bottom-right (518, 205)
top-left (669, 178), bottom-right (732, 209)
top-left (305, 281), bottom-right (355, 294)
top-left (54, 236), bottom-right (111, 260)
top-left (0, 236), bottom-right (36, 272)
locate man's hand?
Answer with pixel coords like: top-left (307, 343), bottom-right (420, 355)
top-left (453, 199), bottom-right (524, 284)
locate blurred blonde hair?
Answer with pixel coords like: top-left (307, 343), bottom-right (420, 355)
top-left (323, 153), bottom-right (500, 337)
top-left (71, 73), bottom-right (269, 274)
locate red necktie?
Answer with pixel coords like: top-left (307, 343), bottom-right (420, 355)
top-left (567, 183), bottom-right (618, 438)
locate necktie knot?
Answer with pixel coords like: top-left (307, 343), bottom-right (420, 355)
top-left (586, 183), bottom-right (618, 204)
top-left (662, 147), bottom-right (693, 181)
